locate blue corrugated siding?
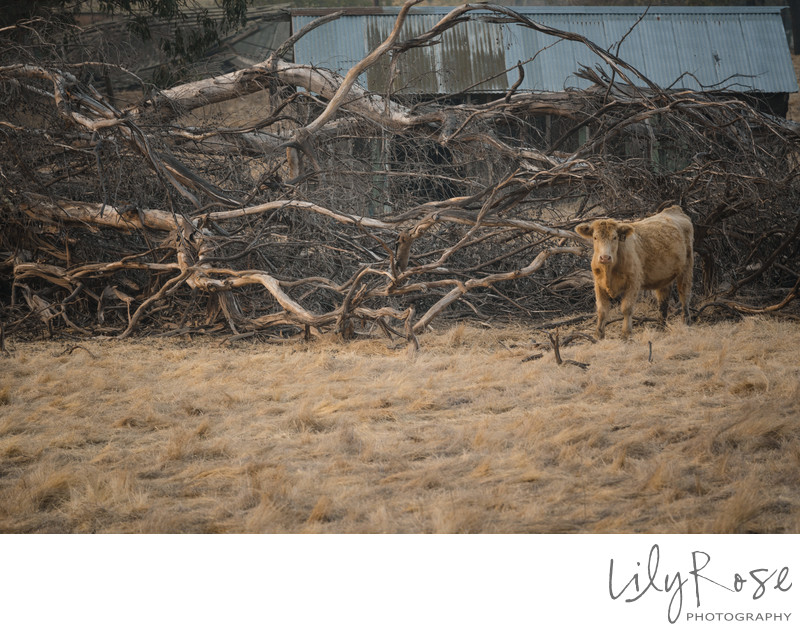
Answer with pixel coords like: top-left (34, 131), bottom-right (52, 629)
top-left (292, 7), bottom-right (798, 95)
top-left (293, 18), bottom-right (366, 77)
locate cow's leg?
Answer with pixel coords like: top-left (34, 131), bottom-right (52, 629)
top-left (619, 288), bottom-right (638, 340)
top-left (677, 262), bottom-right (693, 325)
top-left (654, 286), bottom-right (670, 328)
top-left (595, 285), bottom-right (611, 340)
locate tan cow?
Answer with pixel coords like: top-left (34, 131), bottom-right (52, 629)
top-left (575, 205), bottom-right (694, 339)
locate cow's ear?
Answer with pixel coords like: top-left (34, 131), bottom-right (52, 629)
top-left (575, 223), bottom-right (593, 239)
top-left (618, 225), bottom-right (634, 241)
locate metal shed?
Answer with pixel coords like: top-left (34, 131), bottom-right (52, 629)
top-left (291, 6), bottom-right (797, 100)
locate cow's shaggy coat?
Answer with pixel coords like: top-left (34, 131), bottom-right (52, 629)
top-left (576, 205), bottom-right (694, 339)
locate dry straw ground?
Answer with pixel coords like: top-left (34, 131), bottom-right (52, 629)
top-left (1, 316), bottom-right (799, 533)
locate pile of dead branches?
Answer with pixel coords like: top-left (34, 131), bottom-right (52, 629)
top-left (2, 2), bottom-right (799, 343)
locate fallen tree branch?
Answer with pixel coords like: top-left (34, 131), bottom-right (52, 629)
top-left (2, 6), bottom-right (798, 342)
top-left (699, 277), bottom-right (800, 316)
top-left (546, 330), bottom-right (590, 370)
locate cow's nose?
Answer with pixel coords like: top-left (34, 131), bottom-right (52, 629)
top-left (598, 255), bottom-right (612, 264)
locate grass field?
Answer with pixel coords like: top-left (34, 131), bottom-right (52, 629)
top-left (1, 315), bottom-right (798, 533)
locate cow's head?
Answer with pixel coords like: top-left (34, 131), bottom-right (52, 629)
top-left (575, 219), bottom-right (634, 266)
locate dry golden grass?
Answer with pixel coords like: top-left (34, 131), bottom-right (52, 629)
top-left (1, 316), bottom-right (799, 533)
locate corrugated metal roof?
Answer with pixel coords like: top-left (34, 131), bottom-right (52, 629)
top-left (291, 6), bottom-right (798, 95)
